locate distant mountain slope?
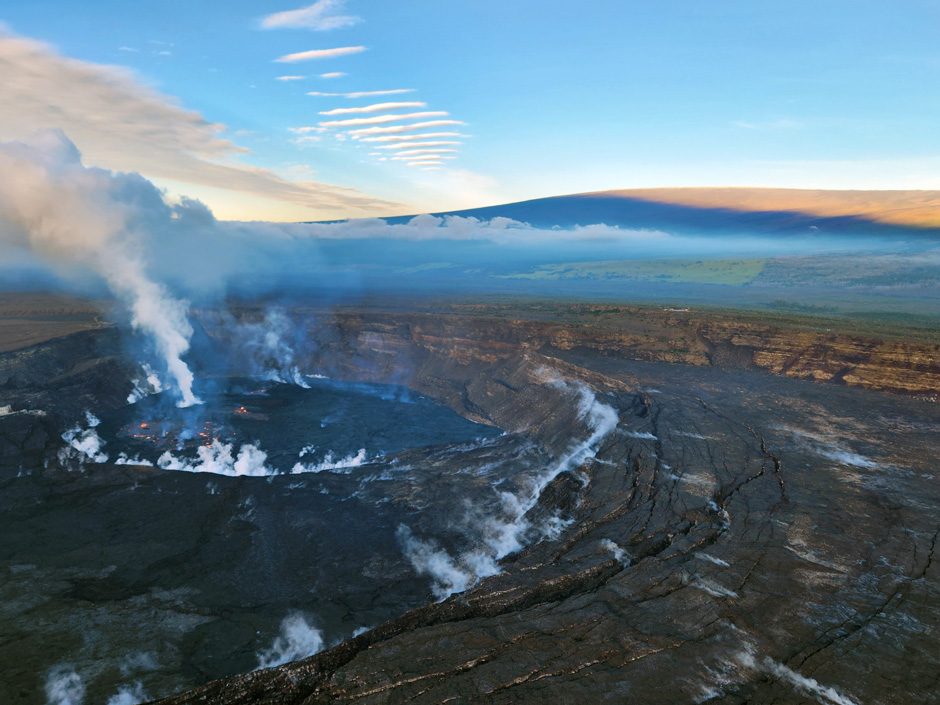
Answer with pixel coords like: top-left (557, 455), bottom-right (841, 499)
top-left (386, 187), bottom-right (940, 234)
top-left (606, 188), bottom-right (940, 228)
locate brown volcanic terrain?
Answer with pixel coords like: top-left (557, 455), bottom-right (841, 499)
top-left (575, 187), bottom-right (940, 229)
top-left (283, 303), bottom-right (940, 402)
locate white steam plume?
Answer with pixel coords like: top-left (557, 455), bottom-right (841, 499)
top-left (726, 647), bottom-right (860, 705)
top-left (105, 682), bottom-right (148, 705)
top-left (0, 131), bottom-right (199, 406)
top-left (600, 538), bottom-right (631, 564)
top-left (256, 613), bottom-right (324, 669)
top-left (153, 438), bottom-right (368, 476)
top-left (291, 447), bottom-right (368, 474)
top-left (157, 440), bottom-right (272, 476)
top-left (395, 525), bottom-right (490, 600)
top-left (399, 379), bottom-right (619, 599)
top-left (59, 412), bottom-right (108, 464)
top-left (127, 363), bottom-right (164, 404)
top-left (229, 308), bottom-right (312, 387)
top-left (44, 665), bottom-right (85, 705)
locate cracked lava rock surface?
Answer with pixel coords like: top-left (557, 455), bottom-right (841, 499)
top-left (1, 311), bottom-right (938, 705)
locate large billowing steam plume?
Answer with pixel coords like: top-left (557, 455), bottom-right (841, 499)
top-left (0, 130), bottom-right (200, 405)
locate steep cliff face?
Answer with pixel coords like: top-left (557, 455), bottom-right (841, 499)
top-left (289, 309), bottom-right (940, 403)
top-left (695, 321), bottom-right (940, 398)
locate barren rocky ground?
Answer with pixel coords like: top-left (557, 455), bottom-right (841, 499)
top-left (1, 300), bottom-right (938, 704)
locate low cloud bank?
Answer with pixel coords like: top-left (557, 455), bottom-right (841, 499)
top-left (275, 212), bottom-right (668, 244)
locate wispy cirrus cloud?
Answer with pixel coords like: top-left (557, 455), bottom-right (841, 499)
top-left (393, 149), bottom-right (458, 156)
top-left (276, 45), bottom-right (365, 63)
top-left (261, 0), bottom-right (361, 31)
top-left (348, 120), bottom-right (465, 136)
top-left (0, 29), bottom-right (397, 218)
top-left (319, 111), bottom-right (447, 127)
top-left (264, 0), bottom-right (473, 177)
top-left (390, 155), bottom-right (456, 161)
top-left (308, 88), bottom-right (415, 98)
top-left (319, 101), bottom-right (426, 115)
top-left (360, 132), bottom-right (468, 142)
top-left (276, 75), bottom-right (306, 81)
top-left (290, 134), bottom-right (322, 145)
top-left (376, 141), bottom-right (460, 149)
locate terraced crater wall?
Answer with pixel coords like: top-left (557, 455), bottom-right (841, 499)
top-left (259, 307), bottom-right (940, 404)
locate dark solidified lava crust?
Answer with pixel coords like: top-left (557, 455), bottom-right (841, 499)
top-left (1, 310), bottom-right (939, 704)
top-left (151, 360), bottom-right (940, 705)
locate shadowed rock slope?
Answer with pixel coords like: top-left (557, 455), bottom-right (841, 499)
top-left (282, 307), bottom-right (940, 402)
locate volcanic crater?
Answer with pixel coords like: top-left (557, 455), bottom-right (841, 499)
top-left (1, 304), bottom-right (938, 705)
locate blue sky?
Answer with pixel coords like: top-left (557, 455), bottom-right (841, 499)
top-left (1, 0), bottom-right (938, 220)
